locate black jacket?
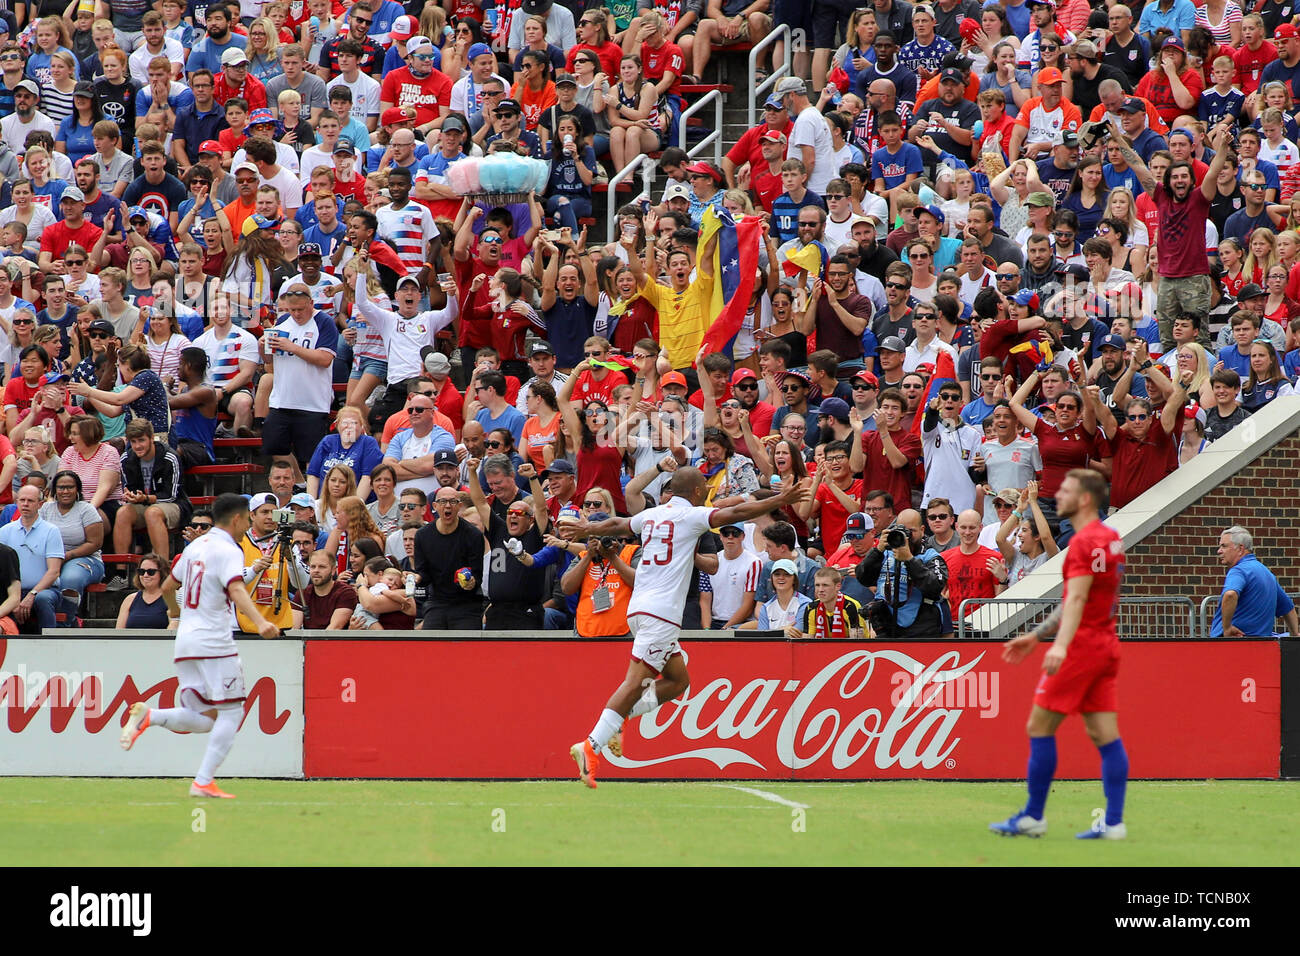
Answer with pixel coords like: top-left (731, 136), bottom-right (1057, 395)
top-left (119, 441), bottom-right (192, 524)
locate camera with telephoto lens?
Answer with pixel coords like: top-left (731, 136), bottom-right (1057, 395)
top-left (883, 524), bottom-right (909, 549)
top-left (1079, 120), bottom-right (1110, 151)
top-left (599, 536), bottom-right (619, 553)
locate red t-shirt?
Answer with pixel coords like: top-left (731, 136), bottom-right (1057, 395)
top-left (1031, 417), bottom-right (1095, 497)
top-left (942, 545), bottom-right (1003, 616)
top-left (332, 172), bottom-right (366, 204)
top-left (725, 120), bottom-right (794, 174)
top-left (976, 112), bottom-right (1017, 156)
top-left (1134, 68), bottom-right (1203, 125)
top-left (217, 127), bottom-right (247, 157)
top-left (689, 383), bottom-right (732, 408)
top-left (751, 164), bottom-right (784, 212)
top-left (745, 400), bottom-right (777, 439)
top-left (814, 477), bottom-right (863, 553)
top-left (1061, 517), bottom-right (1124, 655)
top-left (980, 318), bottom-right (1044, 383)
top-left (576, 440), bottom-right (626, 514)
top-left (641, 40), bottom-right (684, 98)
top-left (0, 433), bottom-right (14, 505)
top-left (859, 427), bottom-right (919, 513)
top-left (1152, 184), bottom-right (1211, 278)
top-left (609, 298), bottom-right (658, 354)
top-left (380, 67), bottom-right (454, 127)
top-left (566, 41), bottom-right (624, 79)
top-left (1233, 42), bottom-right (1276, 96)
top-left (1105, 420), bottom-right (1175, 509)
top-left (39, 219), bottom-right (103, 262)
top-left (2, 377), bottom-right (43, 419)
top-left (570, 368), bottom-right (628, 406)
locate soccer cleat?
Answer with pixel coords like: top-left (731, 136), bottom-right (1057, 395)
top-left (570, 739), bottom-right (599, 789)
top-left (989, 812), bottom-right (1047, 837)
top-left (190, 780), bottom-right (236, 799)
top-left (119, 702), bottom-right (150, 751)
top-left (607, 720), bottom-right (625, 758)
top-left (1076, 821), bottom-right (1127, 840)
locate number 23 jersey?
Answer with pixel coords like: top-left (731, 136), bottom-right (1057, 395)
top-left (171, 527), bottom-right (246, 661)
top-left (626, 497), bottom-right (720, 626)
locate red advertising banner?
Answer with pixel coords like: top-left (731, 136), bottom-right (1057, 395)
top-left (303, 639), bottom-right (1280, 780)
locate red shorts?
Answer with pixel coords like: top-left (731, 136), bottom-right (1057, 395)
top-left (1034, 650), bottom-right (1120, 715)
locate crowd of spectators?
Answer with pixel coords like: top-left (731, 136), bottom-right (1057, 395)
top-left (0, 0), bottom-right (1290, 637)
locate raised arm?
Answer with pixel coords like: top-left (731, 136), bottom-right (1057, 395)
top-left (1008, 371), bottom-right (1043, 431)
top-left (1107, 119), bottom-right (1157, 197)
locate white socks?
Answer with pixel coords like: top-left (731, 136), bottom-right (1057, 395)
top-left (150, 707), bottom-right (215, 734)
top-left (628, 680), bottom-right (661, 718)
top-left (588, 708), bottom-right (623, 749)
top-left (195, 708), bottom-right (242, 786)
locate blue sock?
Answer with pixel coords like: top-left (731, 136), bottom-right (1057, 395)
top-left (1099, 738), bottom-right (1128, 826)
top-left (1024, 735), bottom-right (1057, 820)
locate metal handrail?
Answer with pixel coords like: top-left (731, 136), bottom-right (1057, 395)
top-left (957, 595), bottom-right (1198, 640)
top-left (605, 151), bottom-right (650, 239)
top-left (679, 89), bottom-right (724, 168)
top-left (748, 23), bottom-right (791, 129)
top-left (1199, 593), bottom-right (1300, 638)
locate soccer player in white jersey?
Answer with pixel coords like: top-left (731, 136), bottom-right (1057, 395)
top-left (561, 467), bottom-right (811, 788)
top-left (120, 493), bottom-right (279, 799)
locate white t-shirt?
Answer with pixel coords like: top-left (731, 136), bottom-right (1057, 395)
top-left (387, 425), bottom-right (456, 497)
top-left (0, 111), bottom-right (55, 156)
top-left (0, 203), bottom-right (55, 248)
top-left (129, 40), bottom-right (186, 85)
top-left (328, 72), bottom-right (382, 122)
top-left (232, 142), bottom-right (301, 175)
top-left (979, 435), bottom-right (1042, 524)
top-left (172, 526), bottom-right (245, 658)
top-left (353, 271), bottom-right (458, 383)
top-left (259, 165), bottom-right (306, 212)
top-left (298, 144), bottom-right (360, 188)
top-left (788, 103), bottom-right (836, 195)
top-left (958, 268), bottom-right (997, 307)
top-left (1259, 137), bottom-right (1300, 171)
top-left (921, 416), bottom-right (983, 514)
top-left (267, 311), bottom-right (339, 413)
top-left (287, 271), bottom-right (341, 321)
top-left (626, 497), bottom-right (720, 625)
top-left (707, 548), bottom-right (763, 624)
top-left (194, 325), bottom-right (260, 389)
top-left (903, 336), bottom-right (958, 372)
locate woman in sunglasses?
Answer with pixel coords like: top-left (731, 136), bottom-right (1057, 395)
top-left (115, 553), bottom-right (174, 630)
top-left (485, 427), bottom-right (533, 493)
top-left (905, 238), bottom-right (938, 304)
top-left (558, 367), bottom-right (631, 515)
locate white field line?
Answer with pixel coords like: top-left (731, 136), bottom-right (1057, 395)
top-left (716, 784), bottom-right (810, 809)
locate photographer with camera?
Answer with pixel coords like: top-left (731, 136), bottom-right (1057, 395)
top-left (561, 512), bottom-right (641, 638)
top-left (855, 508), bottom-right (950, 638)
top-left (236, 492), bottom-right (310, 634)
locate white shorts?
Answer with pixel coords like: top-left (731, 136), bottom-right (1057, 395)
top-left (175, 656), bottom-right (246, 711)
top-left (629, 613), bottom-right (682, 673)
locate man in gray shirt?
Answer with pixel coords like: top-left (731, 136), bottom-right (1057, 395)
top-left (265, 44), bottom-right (329, 128)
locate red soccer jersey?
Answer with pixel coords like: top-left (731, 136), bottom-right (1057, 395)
top-left (1105, 420), bottom-right (1175, 508)
top-left (1061, 517), bottom-right (1124, 655)
top-left (942, 545), bottom-right (1003, 616)
top-left (214, 72), bottom-right (268, 110)
top-left (1032, 417), bottom-right (1095, 497)
top-left (455, 257), bottom-right (500, 349)
top-left (751, 164), bottom-right (784, 212)
top-left (814, 477), bottom-right (863, 553)
top-left (567, 41), bottom-right (625, 79)
top-left (570, 368), bottom-right (628, 406)
top-left (860, 427), bottom-right (919, 510)
top-left (380, 67), bottom-right (454, 127)
top-left (641, 40), bottom-right (684, 98)
top-left (1233, 41), bottom-right (1276, 96)
top-left (726, 120), bottom-right (794, 175)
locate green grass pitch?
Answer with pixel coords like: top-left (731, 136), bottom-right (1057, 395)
top-left (4, 778), bottom-right (1297, 865)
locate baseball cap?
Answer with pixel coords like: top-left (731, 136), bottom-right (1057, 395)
top-left (395, 274), bottom-right (423, 290)
top-left (88, 318), bottom-right (114, 335)
top-left (1167, 128), bottom-right (1195, 143)
top-left (389, 14), bottom-right (417, 40)
top-left (662, 180), bottom-right (691, 203)
top-left (198, 139), bottom-right (223, 155)
top-left (959, 17), bottom-right (982, 43)
top-left (425, 351), bottom-right (452, 377)
top-left (774, 76), bottom-right (808, 96)
top-left (782, 369), bottom-right (812, 386)
top-left (1098, 333), bottom-right (1126, 351)
top-left (298, 242), bottom-right (322, 258)
top-left (243, 214), bottom-right (278, 236)
top-left (1072, 38), bottom-right (1098, 59)
top-left (406, 36), bottom-right (433, 56)
top-left (1012, 288), bottom-right (1040, 309)
top-left (1277, 23), bottom-right (1299, 39)
top-left (554, 71), bottom-right (578, 87)
top-left (1059, 129), bottom-right (1079, 148)
top-left (938, 67), bottom-right (966, 84)
top-left (1161, 35), bottom-right (1185, 50)
top-left (852, 369), bottom-right (879, 387)
top-left (39, 371), bottom-right (67, 386)
top-left (771, 558), bottom-right (799, 575)
top-left (1029, 0), bottom-right (1055, 7)
top-left (529, 341), bottom-right (555, 357)
top-left (467, 42), bottom-right (494, 61)
top-left (1057, 262), bottom-right (1090, 283)
top-left (127, 205), bottom-right (148, 221)
top-left (493, 98), bottom-right (522, 114)
top-left (1036, 67), bottom-right (1065, 85)
top-left (1185, 403), bottom-right (1208, 427)
top-left (442, 115), bottom-right (468, 136)
top-left (763, 93), bottom-right (785, 110)
top-left (661, 371), bottom-right (687, 388)
top-left (917, 204), bottom-right (946, 224)
top-left (879, 335), bottom-right (906, 353)
top-left (60, 186), bottom-right (85, 203)
top-left (221, 46), bottom-right (249, 66)
top-left (73, 81), bottom-right (95, 98)
top-left (14, 78), bottom-right (39, 98)
top-left (522, 0), bottom-right (552, 13)
top-left (334, 136), bottom-right (356, 154)
top-left (843, 513), bottom-right (869, 538)
top-left (994, 487), bottom-right (1020, 505)
top-left (1237, 282), bottom-right (1266, 299)
top-left (289, 492), bottom-right (316, 508)
top-left (819, 397), bottom-right (851, 423)
top-left (246, 107), bottom-right (276, 127)
top-left (541, 458), bottom-right (576, 477)
top-left (730, 368), bottom-right (758, 386)
top-left (248, 492), bottom-right (276, 511)
top-left (684, 161), bottom-right (722, 182)
top-left (381, 106), bottom-right (414, 125)
top-left (433, 449), bottom-right (459, 467)
top-left (1118, 97), bottom-right (1146, 114)
top-left (760, 129), bottom-right (787, 143)
top-left (1025, 191), bottom-right (1056, 207)
top-left (233, 161), bottom-right (259, 176)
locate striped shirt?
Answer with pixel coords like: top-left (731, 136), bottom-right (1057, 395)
top-left (194, 326), bottom-right (260, 389)
top-left (376, 200), bottom-right (436, 274)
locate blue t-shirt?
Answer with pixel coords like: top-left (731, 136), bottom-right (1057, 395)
top-left (1102, 162), bottom-right (1141, 197)
top-left (1258, 59), bottom-right (1300, 103)
top-left (57, 115), bottom-right (97, 166)
top-left (306, 433), bottom-right (385, 486)
top-left (303, 220), bottom-right (348, 258)
top-left (872, 142), bottom-right (923, 191)
top-left (1284, 347), bottom-right (1300, 381)
top-left (1217, 344), bottom-right (1253, 379)
top-left (961, 396), bottom-right (998, 425)
top-left (25, 48), bottom-right (81, 86)
top-left (989, 0), bottom-right (1032, 38)
top-left (546, 144), bottom-right (597, 198)
top-left (32, 179), bottom-right (67, 208)
top-left (126, 368), bottom-right (171, 434)
top-left (1137, 0), bottom-right (1197, 38)
top-left (476, 404), bottom-right (528, 444)
top-left (388, 424), bottom-right (455, 460)
top-left (184, 34), bottom-right (247, 75)
top-left (178, 196), bottom-right (219, 247)
top-left (898, 36), bottom-right (955, 78)
top-left (1210, 553), bottom-right (1295, 637)
top-left (543, 297), bottom-right (597, 369)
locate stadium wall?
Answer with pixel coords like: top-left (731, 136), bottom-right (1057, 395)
top-left (1, 634), bottom-right (1290, 780)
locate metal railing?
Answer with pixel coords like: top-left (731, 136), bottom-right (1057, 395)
top-left (679, 89), bottom-right (724, 168)
top-left (958, 596), bottom-right (1199, 641)
top-left (747, 23), bottom-right (791, 130)
top-left (1199, 594), bottom-right (1300, 638)
top-left (605, 151), bottom-right (650, 240)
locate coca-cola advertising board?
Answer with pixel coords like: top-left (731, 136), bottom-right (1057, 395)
top-left (0, 638), bottom-right (304, 777)
top-left (303, 638), bottom-right (1280, 780)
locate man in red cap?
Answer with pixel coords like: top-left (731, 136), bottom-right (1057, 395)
top-left (723, 95), bottom-right (793, 188)
top-left (730, 366), bottom-right (776, 437)
top-left (1258, 22), bottom-right (1300, 102)
top-left (1008, 66), bottom-right (1082, 161)
top-left (849, 368), bottom-right (880, 424)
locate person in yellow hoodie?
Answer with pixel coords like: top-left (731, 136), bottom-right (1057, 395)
top-left (235, 492), bottom-right (310, 633)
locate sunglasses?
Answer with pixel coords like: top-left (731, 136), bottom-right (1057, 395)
top-left (980, 373), bottom-right (1001, 380)
top-left (584, 350), bottom-right (605, 358)
top-left (928, 513), bottom-right (953, 521)
top-left (1127, 412), bottom-right (1150, 421)
top-left (66, 259), bottom-right (86, 265)
top-left (187, 522), bottom-right (212, 530)
top-left (582, 500), bottom-right (604, 508)
top-left (910, 251), bottom-right (931, 259)
top-left (733, 381), bottom-right (758, 390)
top-left (886, 281), bottom-right (909, 290)
top-left (1244, 182), bottom-right (1265, 190)
top-left (1054, 231), bottom-right (1075, 239)
top-left (139, 568), bottom-right (160, 576)
top-left (941, 394), bottom-right (962, 402)
top-left (719, 527), bottom-right (745, 537)
top-left (88, 331), bottom-right (109, 340)
top-left (779, 384), bottom-right (804, 392)
top-left (720, 402), bottom-right (741, 409)
top-left (352, 16), bottom-right (372, 24)
top-left (408, 406), bottom-right (432, 413)
top-left (0, 53), bottom-right (21, 61)
top-left (825, 194), bottom-right (847, 200)
top-left (12, 318), bottom-right (32, 325)
top-left (485, 440), bottom-right (504, 448)
top-left (1056, 402), bottom-right (1080, 411)
top-left (398, 502), bottom-right (423, 511)
top-left (851, 382), bottom-right (876, 390)
top-left (797, 222), bottom-right (819, 228)
top-left (996, 273), bottom-right (1019, 280)
top-left (480, 234), bottom-right (503, 244)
